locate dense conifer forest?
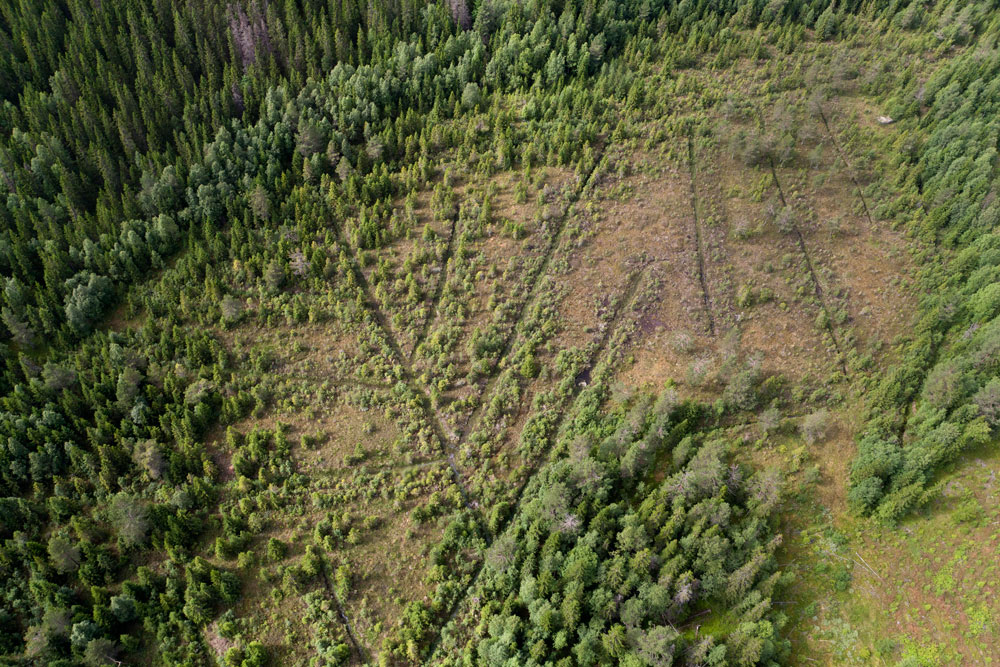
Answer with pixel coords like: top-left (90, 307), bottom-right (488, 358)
top-left (2, 0), bottom-right (1000, 664)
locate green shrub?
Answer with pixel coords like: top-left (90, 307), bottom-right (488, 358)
top-left (266, 538), bottom-right (287, 562)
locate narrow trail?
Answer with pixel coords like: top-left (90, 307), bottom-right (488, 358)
top-left (687, 133), bottom-right (716, 336)
top-left (817, 108), bottom-right (875, 228)
top-left (424, 264), bottom-right (649, 662)
top-left (768, 160), bottom-right (849, 376)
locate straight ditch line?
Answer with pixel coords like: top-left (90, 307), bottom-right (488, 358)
top-left (424, 264), bottom-right (649, 661)
top-left (318, 558), bottom-right (366, 664)
top-left (455, 152), bottom-right (606, 443)
top-left (687, 133), bottom-right (716, 336)
top-left (410, 211), bottom-right (461, 362)
top-left (817, 109), bottom-right (875, 228)
top-left (334, 222), bottom-right (481, 512)
top-left (768, 160), bottom-right (849, 376)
